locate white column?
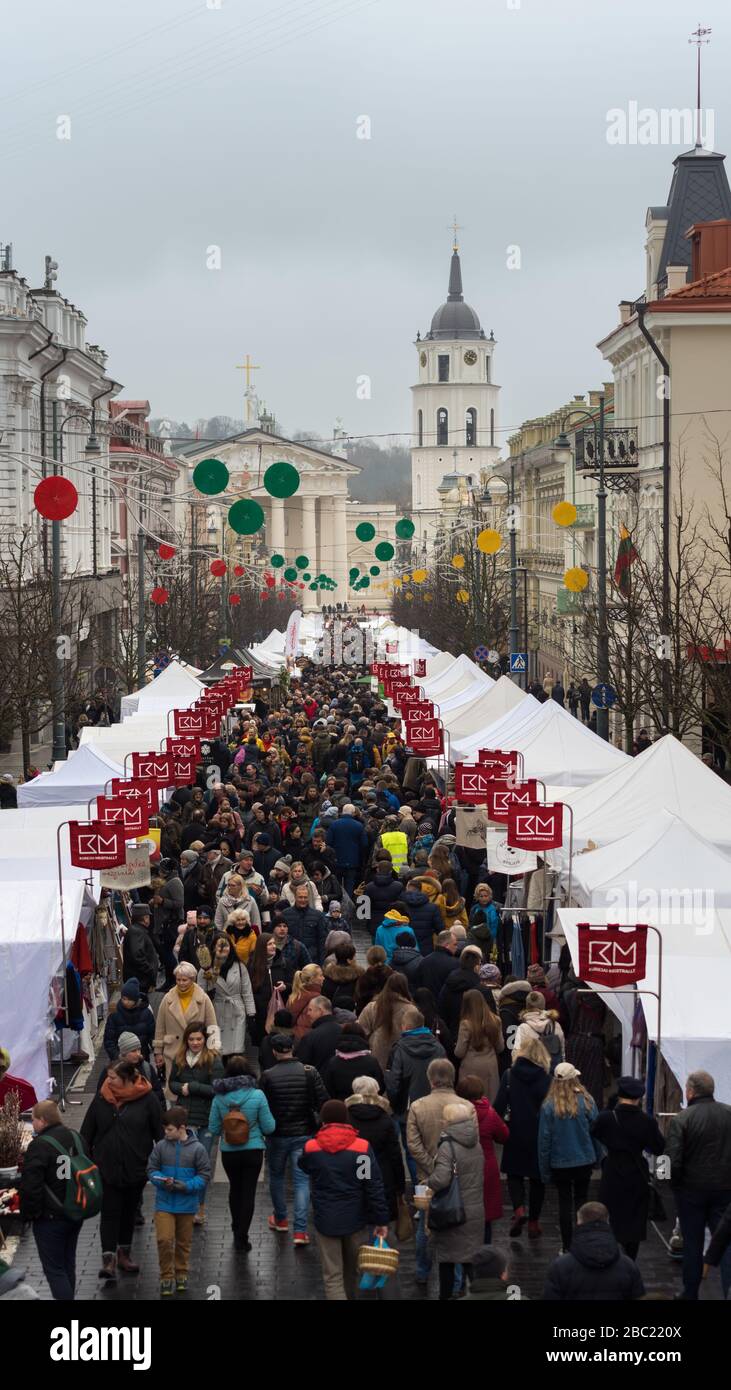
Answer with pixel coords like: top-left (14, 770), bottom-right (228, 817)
top-left (300, 494), bottom-right (317, 611)
top-left (268, 496), bottom-right (285, 554)
top-left (332, 494), bottom-right (349, 603)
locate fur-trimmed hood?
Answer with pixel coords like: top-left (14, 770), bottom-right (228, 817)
top-left (324, 961), bottom-right (363, 983)
top-left (345, 1092), bottom-right (392, 1115)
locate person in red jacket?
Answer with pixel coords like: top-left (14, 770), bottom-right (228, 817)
top-left (298, 1099), bottom-right (389, 1300)
top-left (458, 1073), bottom-right (510, 1243)
top-left (0, 1048), bottom-right (37, 1112)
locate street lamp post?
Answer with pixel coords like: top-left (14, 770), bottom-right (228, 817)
top-left (507, 458), bottom-right (521, 684)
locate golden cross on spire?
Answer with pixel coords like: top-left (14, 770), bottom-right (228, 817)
top-left (235, 353), bottom-right (261, 388)
top-left (449, 215), bottom-right (462, 252)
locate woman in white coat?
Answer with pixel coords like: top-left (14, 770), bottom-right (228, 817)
top-left (198, 934), bottom-right (256, 1063)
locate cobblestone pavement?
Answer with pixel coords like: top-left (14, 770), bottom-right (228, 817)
top-left (14, 925), bottom-right (724, 1302)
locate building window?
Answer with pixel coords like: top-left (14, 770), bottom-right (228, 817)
top-left (437, 409), bottom-right (448, 446)
top-left (486, 356), bottom-right (490, 382)
top-left (416, 473), bottom-right (422, 506)
top-left (490, 408), bottom-right (495, 446)
top-left (438, 354), bottom-right (450, 382)
top-left (417, 409), bottom-right (423, 447)
top-left (465, 408), bottom-right (477, 447)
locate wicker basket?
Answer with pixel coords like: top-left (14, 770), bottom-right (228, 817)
top-left (357, 1240), bottom-right (400, 1276)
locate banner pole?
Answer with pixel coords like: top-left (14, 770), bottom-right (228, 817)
top-left (55, 821), bottom-right (70, 1111)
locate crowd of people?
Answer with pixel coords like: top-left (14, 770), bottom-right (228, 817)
top-left (12, 661), bottom-right (731, 1302)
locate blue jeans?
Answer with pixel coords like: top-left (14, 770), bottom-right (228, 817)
top-left (675, 1187), bottom-right (731, 1299)
top-left (191, 1126), bottom-right (213, 1155)
top-left (268, 1136), bottom-right (310, 1234)
top-left (33, 1217), bottom-right (80, 1300)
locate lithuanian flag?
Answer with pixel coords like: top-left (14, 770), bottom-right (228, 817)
top-left (613, 524), bottom-right (638, 597)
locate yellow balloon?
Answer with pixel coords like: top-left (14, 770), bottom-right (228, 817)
top-left (564, 566), bottom-right (589, 593)
top-left (456, 588), bottom-right (470, 604)
top-left (451, 553), bottom-right (465, 569)
top-left (552, 501), bottom-right (578, 527)
top-left (476, 528), bottom-right (502, 555)
top-left (404, 592), bottom-right (413, 602)
top-left (412, 568), bottom-right (428, 584)
top-left (402, 573), bottom-right (411, 583)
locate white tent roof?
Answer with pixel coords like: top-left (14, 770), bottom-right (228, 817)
top-left (454, 697), bottom-right (629, 786)
top-left (444, 675), bottom-right (527, 741)
top-left (452, 693), bottom-right (545, 760)
top-left (435, 675), bottom-right (496, 716)
top-left (554, 734), bottom-right (731, 855)
top-left (422, 651), bottom-right (454, 680)
top-left (568, 810), bottom-right (731, 908)
top-left (0, 804), bottom-right (105, 885)
top-left (78, 715), bottom-right (171, 765)
top-left (0, 879), bottom-right (86, 1104)
top-left (17, 743), bottom-right (124, 807)
top-left (558, 905), bottom-right (731, 1103)
top-left (423, 653), bottom-right (489, 698)
top-left (119, 660), bottom-right (204, 719)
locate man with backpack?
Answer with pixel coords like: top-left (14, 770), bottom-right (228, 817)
top-left (260, 1034), bottom-right (329, 1247)
top-left (19, 1100), bottom-right (102, 1300)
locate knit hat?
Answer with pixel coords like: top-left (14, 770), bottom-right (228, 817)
top-left (121, 978), bottom-right (140, 1003)
top-left (524, 990), bottom-right (545, 1011)
top-left (527, 964), bottom-right (547, 986)
top-left (479, 963), bottom-right (502, 986)
top-left (555, 1062), bottom-right (581, 1082)
top-left (384, 909), bottom-right (410, 925)
top-left (117, 1032), bottom-right (142, 1056)
top-left (273, 857), bottom-right (292, 875)
top-left (270, 1033), bottom-right (295, 1054)
top-left (256, 832), bottom-right (271, 846)
top-left (180, 850), bottom-right (199, 865)
top-left (320, 1099), bottom-right (348, 1124)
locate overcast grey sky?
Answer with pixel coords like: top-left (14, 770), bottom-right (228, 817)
top-left (3, 0), bottom-right (729, 450)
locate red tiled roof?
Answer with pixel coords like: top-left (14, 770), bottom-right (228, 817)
top-left (663, 266), bottom-right (731, 299)
top-left (110, 400), bottom-right (150, 415)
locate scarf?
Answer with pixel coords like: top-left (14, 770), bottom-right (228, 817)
top-left (335, 1047), bottom-right (371, 1060)
top-left (186, 1049), bottom-right (203, 1068)
top-left (101, 1072), bottom-right (152, 1107)
top-left (177, 982), bottom-right (195, 1012)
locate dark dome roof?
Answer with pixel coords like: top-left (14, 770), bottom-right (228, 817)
top-left (426, 249), bottom-right (485, 340)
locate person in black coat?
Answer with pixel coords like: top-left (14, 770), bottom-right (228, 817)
top-left (122, 907), bottom-right (159, 994)
top-left (283, 888), bottom-right (329, 964)
top-left (400, 885), bottom-right (444, 956)
top-left (498, 980), bottom-right (531, 1059)
top-left (437, 947), bottom-right (496, 1037)
top-left (494, 1044), bottom-right (552, 1235)
top-left (543, 1206), bottom-right (645, 1300)
top-left (390, 936), bottom-right (424, 992)
top-left (345, 1084), bottom-right (406, 1222)
top-left (418, 932), bottom-right (460, 1000)
top-left (321, 1025), bottom-right (385, 1100)
top-left (18, 1101), bottom-right (84, 1300)
top-left (294, 999), bottom-right (342, 1073)
top-left (591, 1078), bottom-right (665, 1259)
top-left (80, 1059), bottom-right (164, 1281)
top-left (362, 869), bottom-right (405, 929)
top-left (103, 980), bottom-right (155, 1061)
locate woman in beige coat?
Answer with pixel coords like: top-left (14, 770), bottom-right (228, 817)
top-left (358, 972), bottom-right (413, 1069)
top-left (454, 988), bottom-right (504, 1102)
top-left (153, 961), bottom-right (219, 1092)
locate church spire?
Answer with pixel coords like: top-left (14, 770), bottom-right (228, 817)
top-left (447, 249), bottom-right (464, 302)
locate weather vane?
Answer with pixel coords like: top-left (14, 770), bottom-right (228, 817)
top-left (689, 23), bottom-right (712, 145)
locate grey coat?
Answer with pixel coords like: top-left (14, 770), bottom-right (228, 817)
top-left (428, 1114), bottom-right (485, 1263)
top-left (197, 960), bottom-right (255, 1055)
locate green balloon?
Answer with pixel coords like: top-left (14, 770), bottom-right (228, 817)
top-left (295, 555), bottom-right (309, 569)
top-left (349, 567), bottom-right (359, 580)
top-left (395, 517), bottom-right (415, 539)
top-left (375, 541), bottom-right (394, 561)
top-left (270, 553), bottom-right (285, 568)
top-left (264, 461), bottom-right (300, 498)
top-left (308, 582), bottom-right (317, 590)
top-left (355, 522), bottom-right (376, 542)
top-left (359, 576), bottom-right (370, 587)
top-left (284, 567), bottom-right (298, 582)
top-left (228, 498), bottom-right (265, 535)
top-left (302, 572), bottom-right (311, 581)
top-left (370, 565), bottom-right (380, 576)
top-left (193, 457), bottom-right (229, 495)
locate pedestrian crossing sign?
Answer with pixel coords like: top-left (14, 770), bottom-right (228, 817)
top-left (509, 652), bottom-right (527, 673)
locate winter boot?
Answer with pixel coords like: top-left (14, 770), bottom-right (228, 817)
top-left (117, 1245), bottom-right (140, 1273)
top-left (527, 1221), bottom-right (543, 1238)
top-left (99, 1251), bottom-right (117, 1281)
top-left (509, 1207), bottom-right (527, 1237)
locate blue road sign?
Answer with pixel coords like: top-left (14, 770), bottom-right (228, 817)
top-left (510, 652), bottom-right (528, 674)
top-left (592, 682), bottom-right (617, 708)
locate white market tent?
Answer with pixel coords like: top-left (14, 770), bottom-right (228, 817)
top-left (553, 734), bottom-right (731, 857)
top-left (0, 878), bottom-right (86, 1104)
top-left (119, 660), bottom-right (204, 719)
top-left (17, 743), bottom-right (124, 807)
top-left (422, 650), bottom-right (454, 680)
top-left (422, 653), bottom-right (487, 698)
top-left (558, 906), bottom-right (731, 1103)
top-left (453, 697), bottom-right (629, 786)
top-left (78, 715), bottom-right (172, 766)
top-left (444, 675), bottom-right (528, 741)
top-left (567, 810), bottom-right (731, 909)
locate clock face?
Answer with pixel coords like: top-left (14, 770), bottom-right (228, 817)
top-left (464, 349), bottom-right (477, 366)
top-left (420, 351), bottom-right (427, 367)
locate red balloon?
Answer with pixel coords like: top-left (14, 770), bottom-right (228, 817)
top-left (265, 574), bottom-right (276, 588)
top-left (150, 586), bottom-right (169, 605)
top-left (158, 543), bottom-right (176, 560)
top-left (210, 559), bottom-right (227, 577)
top-left (34, 476), bottom-right (78, 521)
top-left (228, 593), bottom-right (241, 606)
top-left (260, 591), bottom-right (269, 600)
top-left (233, 564), bottom-right (245, 577)
top-left (298, 582), bottom-right (305, 589)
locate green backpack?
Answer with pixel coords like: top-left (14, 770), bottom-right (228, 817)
top-left (42, 1132), bottom-right (103, 1222)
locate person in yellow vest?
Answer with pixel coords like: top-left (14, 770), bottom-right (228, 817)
top-left (154, 962), bottom-right (220, 1094)
top-left (379, 816), bottom-right (409, 874)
